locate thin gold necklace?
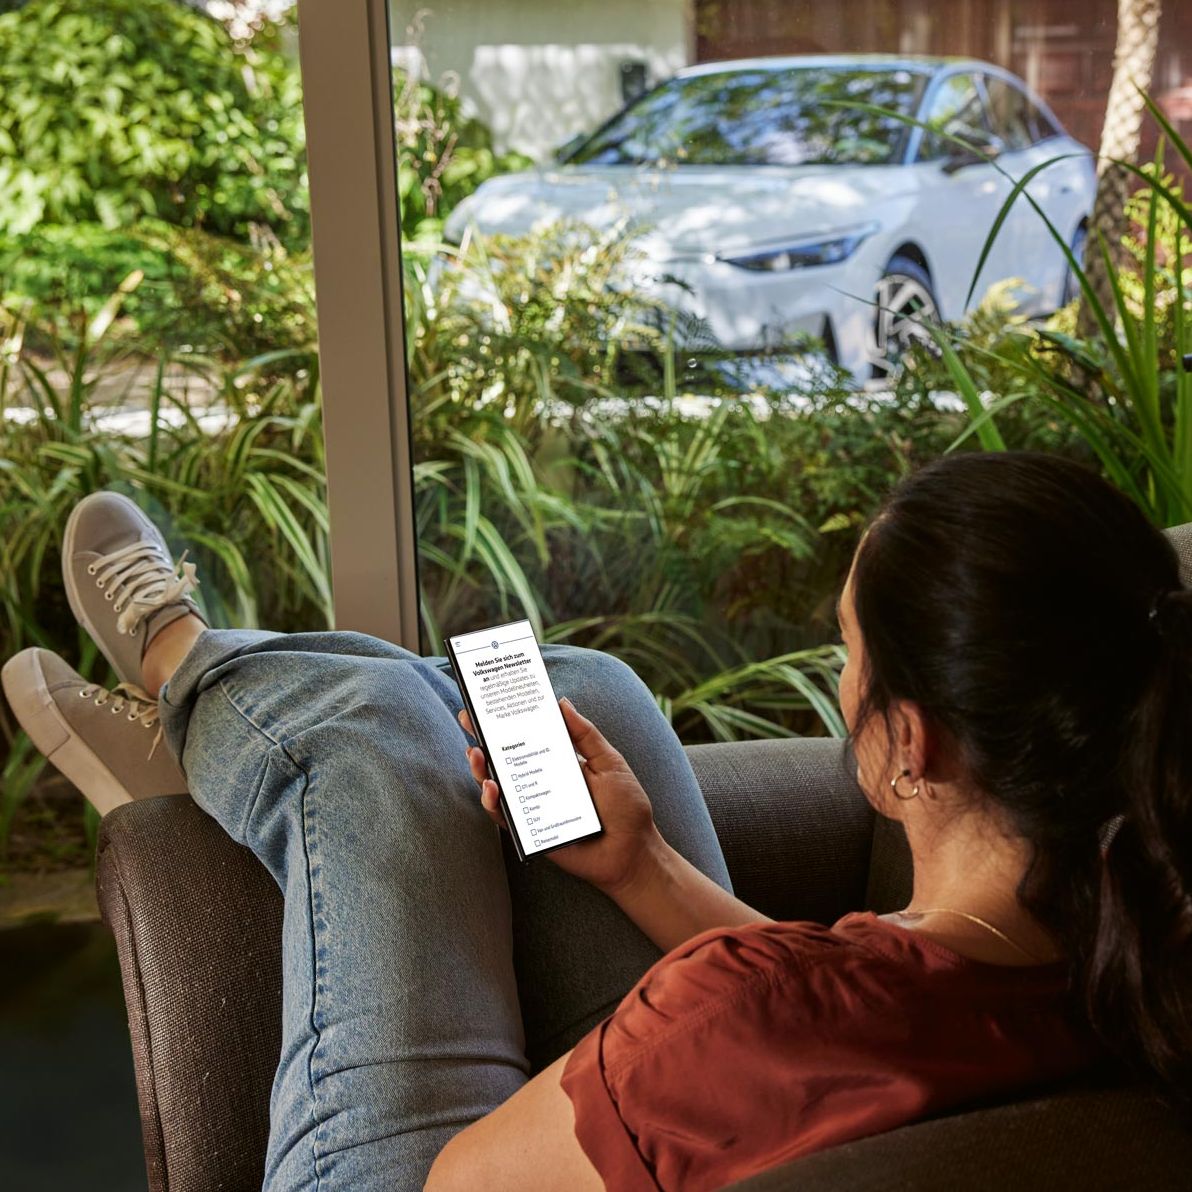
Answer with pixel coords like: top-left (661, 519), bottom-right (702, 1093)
top-left (898, 908), bottom-right (1046, 963)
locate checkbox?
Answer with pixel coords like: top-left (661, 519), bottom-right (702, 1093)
top-left (519, 795), bottom-right (527, 803)
top-left (531, 828), bottom-right (538, 835)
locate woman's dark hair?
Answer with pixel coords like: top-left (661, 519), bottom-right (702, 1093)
top-left (851, 451), bottom-right (1192, 1100)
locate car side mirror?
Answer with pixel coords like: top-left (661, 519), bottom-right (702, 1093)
top-left (942, 133), bottom-right (1006, 175)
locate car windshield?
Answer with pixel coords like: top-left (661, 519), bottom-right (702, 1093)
top-left (569, 66), bottom-right (928, 168)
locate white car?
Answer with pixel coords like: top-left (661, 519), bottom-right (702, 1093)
top-left (442, 56), bottom-right (1095, 382)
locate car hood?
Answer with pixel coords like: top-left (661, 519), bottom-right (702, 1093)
top-left (444, 164), bottom-right (914, 259)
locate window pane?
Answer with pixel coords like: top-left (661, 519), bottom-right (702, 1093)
top-left (919, 73), bottom-right (990, 159)
top-left (572, 66), bottom-right (927, 167)
top-left (984, 75), bottom-right (1035, 151)
top-left (385, 0), bottom-right (1180, 742)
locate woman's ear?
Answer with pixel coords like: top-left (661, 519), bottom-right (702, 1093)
top-left (891, 698), bottom-right (933, 786)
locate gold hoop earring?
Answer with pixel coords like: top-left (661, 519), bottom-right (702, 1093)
top-left (890, 769), bottom-right (920, 801)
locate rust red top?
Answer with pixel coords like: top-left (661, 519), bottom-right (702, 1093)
top-left (561, 912), bottom-right (1096, 1191)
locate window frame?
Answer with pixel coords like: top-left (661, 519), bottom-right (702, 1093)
top-left (295, 0), bottom-right (421, 647)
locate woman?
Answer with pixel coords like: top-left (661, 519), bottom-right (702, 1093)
top-left (4, 452), bottom-right (1190, 1191)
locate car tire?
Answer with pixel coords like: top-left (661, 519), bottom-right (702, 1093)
top-left (869, 255), bottom-right (940, 381)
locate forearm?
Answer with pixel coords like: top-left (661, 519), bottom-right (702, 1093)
top-left (599, 829), bottom-right (772, 954)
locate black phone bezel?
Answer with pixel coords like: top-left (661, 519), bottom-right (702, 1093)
top-left (445, 620), bottom-right (604, 863)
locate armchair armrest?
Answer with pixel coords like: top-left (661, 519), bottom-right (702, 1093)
top-left (96, 794), bottom-right (282, 1192)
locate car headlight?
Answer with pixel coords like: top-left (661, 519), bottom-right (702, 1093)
top-left (720, 223), bottom-right (879, 272)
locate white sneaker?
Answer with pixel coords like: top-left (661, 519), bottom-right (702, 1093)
top-left (62, 491), bottom-right (206, 688)
top-left (1, 648), bottom-right (188, 816)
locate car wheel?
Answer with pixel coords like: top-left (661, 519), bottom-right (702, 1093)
top-left (869, 255), bottom-right (940, 380)
top-left (1061, 223), bottom-right (1088, 306)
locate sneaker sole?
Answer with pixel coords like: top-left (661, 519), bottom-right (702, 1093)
top-left (62, 492), bottom-right (145, 686)
top-left (2, 650), bottom-right (134, 816)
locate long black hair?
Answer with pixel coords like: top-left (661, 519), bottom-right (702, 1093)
top-left (851, 451), bottom-right (1192, 1100)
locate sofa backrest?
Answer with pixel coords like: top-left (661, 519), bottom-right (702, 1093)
top-left (1171, 522), bottom-right (1192, 585)
top-left (98, 795), bottom-right (281, 1192)
top-left (726, 1081), bottom-right (1192, 1191)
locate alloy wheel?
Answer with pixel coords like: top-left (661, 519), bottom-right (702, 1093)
top-left (868, 272), bottom-right (940, 380)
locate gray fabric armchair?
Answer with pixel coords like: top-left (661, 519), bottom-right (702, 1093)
top-left (96, 735), bottom-right (1192, 1191)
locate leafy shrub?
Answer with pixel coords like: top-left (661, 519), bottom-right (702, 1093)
top-left (1118, 166), bottom-right (1191, 366)
top-left (1, 217), bottom-right (968, 868)
top-left (394, 69), bottom-right (532, 244)
top-left (892, 283), bottom-right (1094, 462)
top-left (0, 0), bottom-right (308, 245)
top-left (0, 220), bottom-right (317, 357)
top-left (0, 3), bottom-right (528, 364)
top-left (918, 108), bottom-right (1192, 527)
top-left (406, 227), bottom-right (958, 704)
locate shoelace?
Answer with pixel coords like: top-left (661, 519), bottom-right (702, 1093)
top-left (87, 542), bottom-right (200, 639)
top-left (79, 682), bottom-right (165, 760)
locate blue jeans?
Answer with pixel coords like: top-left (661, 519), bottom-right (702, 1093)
top-left (158, 629), bottom-right (732, 1191)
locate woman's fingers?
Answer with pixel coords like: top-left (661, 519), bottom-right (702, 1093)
top-left (462, 701), bottom-right (613, 829)
top-left (467, 744), bottom-right (487, 783)
top-left (480, 778), bottom-right (507, 828)
top-left (466, 745), bottom-right (508, 830)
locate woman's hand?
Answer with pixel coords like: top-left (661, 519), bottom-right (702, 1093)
top-left (459, 698), bottom-right (663, 895)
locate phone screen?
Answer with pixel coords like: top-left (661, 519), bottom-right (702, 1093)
top-left (447, 619), bottom-right (604, 861)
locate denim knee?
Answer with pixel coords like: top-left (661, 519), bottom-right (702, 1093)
top-left (541, 644), bottom-right (654, 705)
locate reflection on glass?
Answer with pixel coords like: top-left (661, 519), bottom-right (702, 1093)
top-left (983, 74), bottom-right (1059, 151)
top-left (919, 73), bottom-right (991, 157)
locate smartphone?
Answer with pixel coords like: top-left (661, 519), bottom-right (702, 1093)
top-left (445, 618), bottom-right (604, 862)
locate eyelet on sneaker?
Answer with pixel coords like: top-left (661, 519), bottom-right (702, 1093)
top-left (94, 697), bottom-right (105, 706)
top-left (104, 591), bottom-right (113, 602)
top-left (130, 627), bottom-right (138, 637)
top-left (87, 565), bottom-right (97, 575)
top-left (78, 688), bottom-right (92, 699)
top-left (96, 579), bottom-right (105, 588)
top-left (111, 705), bottom-right (121, 715)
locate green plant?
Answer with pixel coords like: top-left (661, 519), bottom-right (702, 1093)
top-left (393, 69), bottom-right (532, 245)
top-left (0, 0), bottom-right (308, 246)
top-left (1, 272), bottom-right (867, 870)
top-left (0, 220), bottom-right (317, 358)
top-left (892, 283), bottom-right (1093, 462)
top-left (404, 225), bottom-right (963, 742)
top-left (0, 293), bottom-right (329, 656)
top-left (937, 107), bottom-right (1192, 527)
